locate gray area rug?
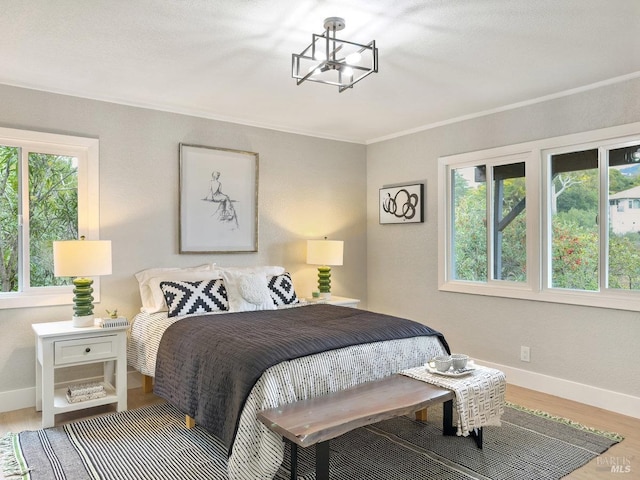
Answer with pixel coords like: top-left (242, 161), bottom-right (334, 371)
top-left (1, 402), bottom-right (622, 480)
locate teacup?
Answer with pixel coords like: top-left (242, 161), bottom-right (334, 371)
top-left (432, 355), bottom-right (452, 372)
top-left (451, 353), bottom-right (469, 370)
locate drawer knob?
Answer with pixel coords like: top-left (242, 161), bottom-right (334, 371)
top-left (85, 347), bottom-right (91, 353)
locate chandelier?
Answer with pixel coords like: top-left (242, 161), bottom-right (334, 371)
top-left (292, 17), bottom-right (378, 93)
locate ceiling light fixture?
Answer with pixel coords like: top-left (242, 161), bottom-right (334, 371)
top-left (292, 17), bottom-right (378, 93)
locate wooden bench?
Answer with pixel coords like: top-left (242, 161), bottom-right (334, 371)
top-left (257, 374), bottom-right (482, 480)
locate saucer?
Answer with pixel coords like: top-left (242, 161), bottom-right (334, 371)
top-left (425, 363), bottom-right (475, 377)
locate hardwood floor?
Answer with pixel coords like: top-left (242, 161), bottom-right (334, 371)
top-left (506, 385), bottom-right (638, 479)
top-left (1, 384), bottom-right (637, 479)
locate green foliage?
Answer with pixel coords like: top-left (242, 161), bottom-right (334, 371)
top-left (453, 170), bottom-right (527, 282)
top-left (609, 233), bottom-right (640, 290)
top-left (453, 200), bottom-right (487, 281)
top-left (28, 152), bottom-right (78, 287)
top-left (501, 176), bottom-right (526, 209)
top-left (609, 168), bottom-right (636, 194)
top-left (551, 219), bottom-right (598, 291)
top-left (549, 217), bottom-right (640, 291)
top-left (558, 208), bottom-right (597, 230)
top-left (452, 161), bottom-right (640, 291)
top-left (0, 146), bottom-right (19, 291)
top-left (497, 177), bottom-right (527, 281)
top-left (453, 171), bottom-right (487, 281)
top-left (498, 210), bottom-right (527, 282)
top-left (0, 147), bottom-right (77, 292)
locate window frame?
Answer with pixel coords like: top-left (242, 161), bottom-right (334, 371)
top-left (438, 121), bottom-right (640, 312)
top-left (0, 127), bottom-right (100, 309)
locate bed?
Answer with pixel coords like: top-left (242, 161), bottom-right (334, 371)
top-left (127, 264), bottom-right (450, 480)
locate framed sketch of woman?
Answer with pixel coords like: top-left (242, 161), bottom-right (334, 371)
top-left (204, 171), bottom-right (238, 228)
top-left (179, 144), bottom-right (258, 253)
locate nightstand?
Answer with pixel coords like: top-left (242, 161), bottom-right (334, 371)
top-left (32, 321), bottom-right (129, 428)
top-left (307, 296), bottom-right (360, 308)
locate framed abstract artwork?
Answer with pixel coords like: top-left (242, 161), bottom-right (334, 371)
top-left (379, 183), bottom-right (424, 224)
top-left (179, 144), bottom-right (258, 253)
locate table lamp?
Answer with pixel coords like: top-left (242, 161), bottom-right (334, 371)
top-left (306, 238), bottom-right (343, 299)
top-left (53, 237), bottom-right (112, 327)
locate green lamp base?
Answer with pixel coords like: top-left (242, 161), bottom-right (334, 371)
top-left (317, 266), bottom-right (332, 299)
top-left (72, 277), bottom-right (95, 327)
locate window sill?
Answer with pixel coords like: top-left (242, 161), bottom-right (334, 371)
top-left (439, 281), bottom-right (640, 312)
top-left (0, 286), bottom-right (103, 310)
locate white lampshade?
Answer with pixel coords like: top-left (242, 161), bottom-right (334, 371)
top-left (53, 239), bottom-right (112, 278)
top-left (307, 239), bottom-right (344, 266)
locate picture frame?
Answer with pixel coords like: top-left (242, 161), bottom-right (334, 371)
top-left (379, 183), bottom-right (424, 224)
top-left (179, 143), bottom-right (258, 253)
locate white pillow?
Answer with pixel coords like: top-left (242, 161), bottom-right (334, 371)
top-left (219, 265), bottom-right (285, 276)
top-left (238, 274), bottom-right (274, 306)
top-left (135, 264), bottom-right (217, 313)
top-left (221, 270), bottom-right (278, 312)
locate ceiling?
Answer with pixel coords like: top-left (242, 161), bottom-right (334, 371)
top-left (2, 0), bottom-right (640, 144)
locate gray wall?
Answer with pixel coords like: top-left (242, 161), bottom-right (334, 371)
top-left (366, 77), bottom-right (640, 400)
top-left (0, 84), bottom-right (367, 400)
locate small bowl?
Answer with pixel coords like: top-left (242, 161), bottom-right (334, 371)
top-left (433, 355), bottom-right (452, 372)
top-left (451, 354), bottom-right (469, 370)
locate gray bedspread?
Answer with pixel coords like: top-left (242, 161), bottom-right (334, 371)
top-left (153, 304), bottom-right (449, 454)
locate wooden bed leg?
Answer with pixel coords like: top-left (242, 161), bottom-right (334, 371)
top-left (185, 415), bottom-right (196, 429)
top-left (142, 374), bottom-right (153, 394)
top-left (415, 407), bottom-right (428, 421)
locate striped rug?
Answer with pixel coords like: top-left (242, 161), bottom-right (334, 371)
top-left (1, 402), bottom-right (622, 480)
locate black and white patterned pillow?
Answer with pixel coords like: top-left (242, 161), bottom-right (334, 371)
top-left (160, 279), bottom-right (228, 317)
top-left (268, 272), bottom-right (299, 306)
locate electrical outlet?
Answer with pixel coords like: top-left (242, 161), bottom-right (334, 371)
top-left (520, 346), bottom-right (530, 362)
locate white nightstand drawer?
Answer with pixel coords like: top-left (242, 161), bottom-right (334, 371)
top-left (54, 335), bottom-right (118, 366)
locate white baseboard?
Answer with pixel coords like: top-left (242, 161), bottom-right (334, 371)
top-left (0, 387), bottom-right (36, 413)
top-left (480, 359), bottom-right (640, 420)
top-left (2, 366), bottom-right (638, 419)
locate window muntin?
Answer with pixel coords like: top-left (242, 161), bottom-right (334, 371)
top-left (0, 128), bottom-right (99, 309)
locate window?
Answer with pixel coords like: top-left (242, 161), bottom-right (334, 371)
top-left (450, 160), bottom-right (527, 284)
top-left (548, 149), bottom-right (599, 291)
top-left (0, 127), bottom-right (99, 309)
top-left (439, 122), bottom-right (640, 311)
